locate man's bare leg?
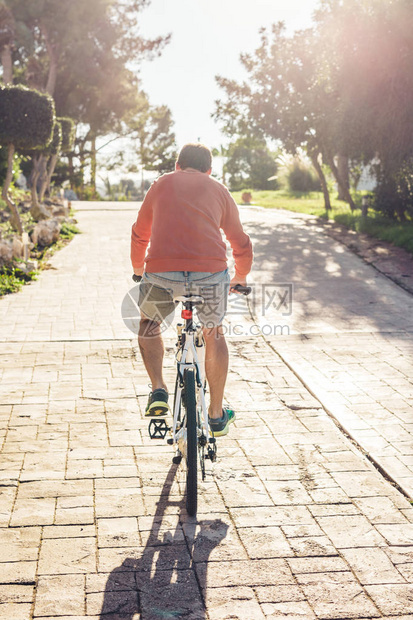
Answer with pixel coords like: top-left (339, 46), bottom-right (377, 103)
top-left (203, 325), bottom-right (229, 419)
top-left (138, 315), bottom-right (168, 392)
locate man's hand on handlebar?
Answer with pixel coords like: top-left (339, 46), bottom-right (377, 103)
top-left (230, 274), bottom-right (251, 296)
top-left (132, 267), bottom-right (144, 283)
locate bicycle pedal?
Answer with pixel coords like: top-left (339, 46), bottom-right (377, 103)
top-left (172, 455), bottom-right (182, 465)
top-left (206, 444), bottom-right (217, 462)
top-left (148, 418), bottom-right (169, 439)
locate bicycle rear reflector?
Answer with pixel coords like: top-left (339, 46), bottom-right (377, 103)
top-left (181, 309), bottom-right (193, 320)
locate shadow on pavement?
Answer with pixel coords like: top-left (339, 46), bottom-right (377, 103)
top-left (99, 463), bottom-right (229, 619)
top-left (246, 215), bottom-right (413, 335)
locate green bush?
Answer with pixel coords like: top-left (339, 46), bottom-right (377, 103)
top-left (0, 266), bottom-right (37, 297)
top-left (334, 212), bottom-right (413, 254)
top-left (58, 117), bottom-right (75, 153)
top-left (287, 161), bottom-right (321, 193)
top-left (75, 185), bottom-right (101, 201)
top-left (0, 85), bottom-right (55, 150)
top-left (43, 121), bottom-right (62, 157)
top-left (60, 221), bottom-right (80, 239)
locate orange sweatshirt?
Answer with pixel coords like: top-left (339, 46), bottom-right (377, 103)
top-left (131, 168), bottom-right (253, 275)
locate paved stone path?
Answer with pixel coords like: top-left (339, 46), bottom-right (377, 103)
top-left (1, 202), bottom-right (413, 619)
top-left (241, 208), bottom-right (413, 497)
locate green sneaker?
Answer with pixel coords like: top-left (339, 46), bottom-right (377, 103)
top-left (145, 388), bottom-right (170, 417)
top-left (208, 407), bottom-right (236, 437)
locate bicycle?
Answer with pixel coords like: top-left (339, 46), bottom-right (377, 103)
top-left (133, 274), bottom-right (251, 516)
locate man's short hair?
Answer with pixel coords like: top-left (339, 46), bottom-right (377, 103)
top-left (177, 143), bottom-right (212, 173)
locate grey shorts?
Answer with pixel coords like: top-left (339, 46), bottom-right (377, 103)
top-left (138, 270), bottom-right (230, 327)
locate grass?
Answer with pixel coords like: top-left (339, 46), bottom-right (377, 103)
top-left (233, 189), bottom-right (413, 256)
top-left (232, 189), bottom-right (349, 218)
top-left (335, 212), bottom-right (413, 254)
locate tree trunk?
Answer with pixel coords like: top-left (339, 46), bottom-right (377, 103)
top-left (0, 44), bottom-right (13, 84)
top-left (30, 157), bottom-right (50, 221)
top-left (310, 152), bottom-right (331, 212)
top-left (1, 144), bottom-right (23, 234)
top-left (326, 153), bottom-right (356, 212)
top-left (68, 155), bottom-right (75, 188)
top-left (90, 136), bottom-right (97, 194)
top-left (337, 155), bottom-right (350, 201)
top-left (39, 156), bottom-right (51, 203)
top-left (44, 152), bottom-right (59, 198)
top-left (40, 23), bottom-right (59, 95)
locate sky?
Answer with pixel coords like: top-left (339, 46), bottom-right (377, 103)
top-left (98, 0), bottom-right (320, 184)
top-left (137, 0), bottom-right (320, 149)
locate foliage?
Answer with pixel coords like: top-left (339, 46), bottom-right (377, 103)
top-left (59, 220), bottom-right (80, 239)
top-left (231, 189), bottom-right (345, 217)
top-left (281, 157), bottom-right (321, 193)
top-left (58, 117), bottom-right (75, 153)
top-left (42, 120), bottom-right (62, 156)
top-left (0, 264), bottom-right (37, 297)
top-left (230, 189), bottom-right (413, 254)
top-left (74, 185), bottom-right (101, 201)
top-left (314, 0), bottom-right (413, 220)
top-left (0, 144), bottom-right (21, 186)
top-left (224, 135), bottom-right (277, 191)
top-left (3, 0), bottom-right (171, 194)
top-left (0, 85), bottom-right (55, 149)
top-left (127, 92), bottom-right (177, 180)
top-left (214, 23), bottom-right (344, 210)
top-left (52, 160), bottom-right (81, 189)
top-left (334, 212), bottom-right (413, 254)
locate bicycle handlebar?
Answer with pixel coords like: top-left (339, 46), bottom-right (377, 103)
top-left (230, 284), bottom-right (252, 296)
top-left (132, 274), bottom-right (251, 296)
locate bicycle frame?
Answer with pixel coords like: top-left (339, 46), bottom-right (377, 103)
top-left (172, 328), bottom-right (210, 446)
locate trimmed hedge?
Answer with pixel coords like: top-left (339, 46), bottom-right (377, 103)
top-left (58, 117), bottom-right (75, 153)
top-left (44, 121), bottom-right (63, 156)
top-left (0, 85), bottom-right (55, 150)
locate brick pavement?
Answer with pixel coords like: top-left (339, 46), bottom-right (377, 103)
top-left (241, 207), bottom-right (413, 500)
top-left (1, 202), bottom-right (413, 619)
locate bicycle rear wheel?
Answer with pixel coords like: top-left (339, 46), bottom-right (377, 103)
top-left (184, 368), bottom-right (197, 516)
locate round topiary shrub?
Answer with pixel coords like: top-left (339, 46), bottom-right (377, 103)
top-left (0, 85), bottom-right (55, 151)
top-left (58, 117), bottom-right (75, 153)
top-left (0, 85), bottom-right (55, 232)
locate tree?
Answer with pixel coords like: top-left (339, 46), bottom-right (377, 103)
top-left (0, 1), bottom-right (14, 84)
top-left (214, 25), bottom-right (334, 210)
top-left (127, 92), bottom-right (177, 193)
top-left (315, 0), bottom-right (413, 220)
top-left (214, 23), bottom-right (364, 211)
top-left (2, 0), bottom-right (170, 199)
top-left (0, 84), bottom-right (54, 232)
top-left (36, 119), bottom-right (61, 203)
top-left (224, 135), bottom-right (277, 191)
top-left (39, 116), bottom-right (74, 200)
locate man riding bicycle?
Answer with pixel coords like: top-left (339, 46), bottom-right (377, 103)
top-left (131, 143), bottom-right (253, 436)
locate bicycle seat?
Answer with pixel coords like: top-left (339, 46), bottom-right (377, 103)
top-left (174, 295), bottom-right (204, 305)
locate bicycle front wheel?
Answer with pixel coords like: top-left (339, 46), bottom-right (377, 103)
top-left (184, 368), bottom-right (197, 516)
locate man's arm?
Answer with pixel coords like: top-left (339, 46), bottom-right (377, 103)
top-left (221, 189), bottom-right (253, 286)
top-left (131, 185), bottom-right (154, 275)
